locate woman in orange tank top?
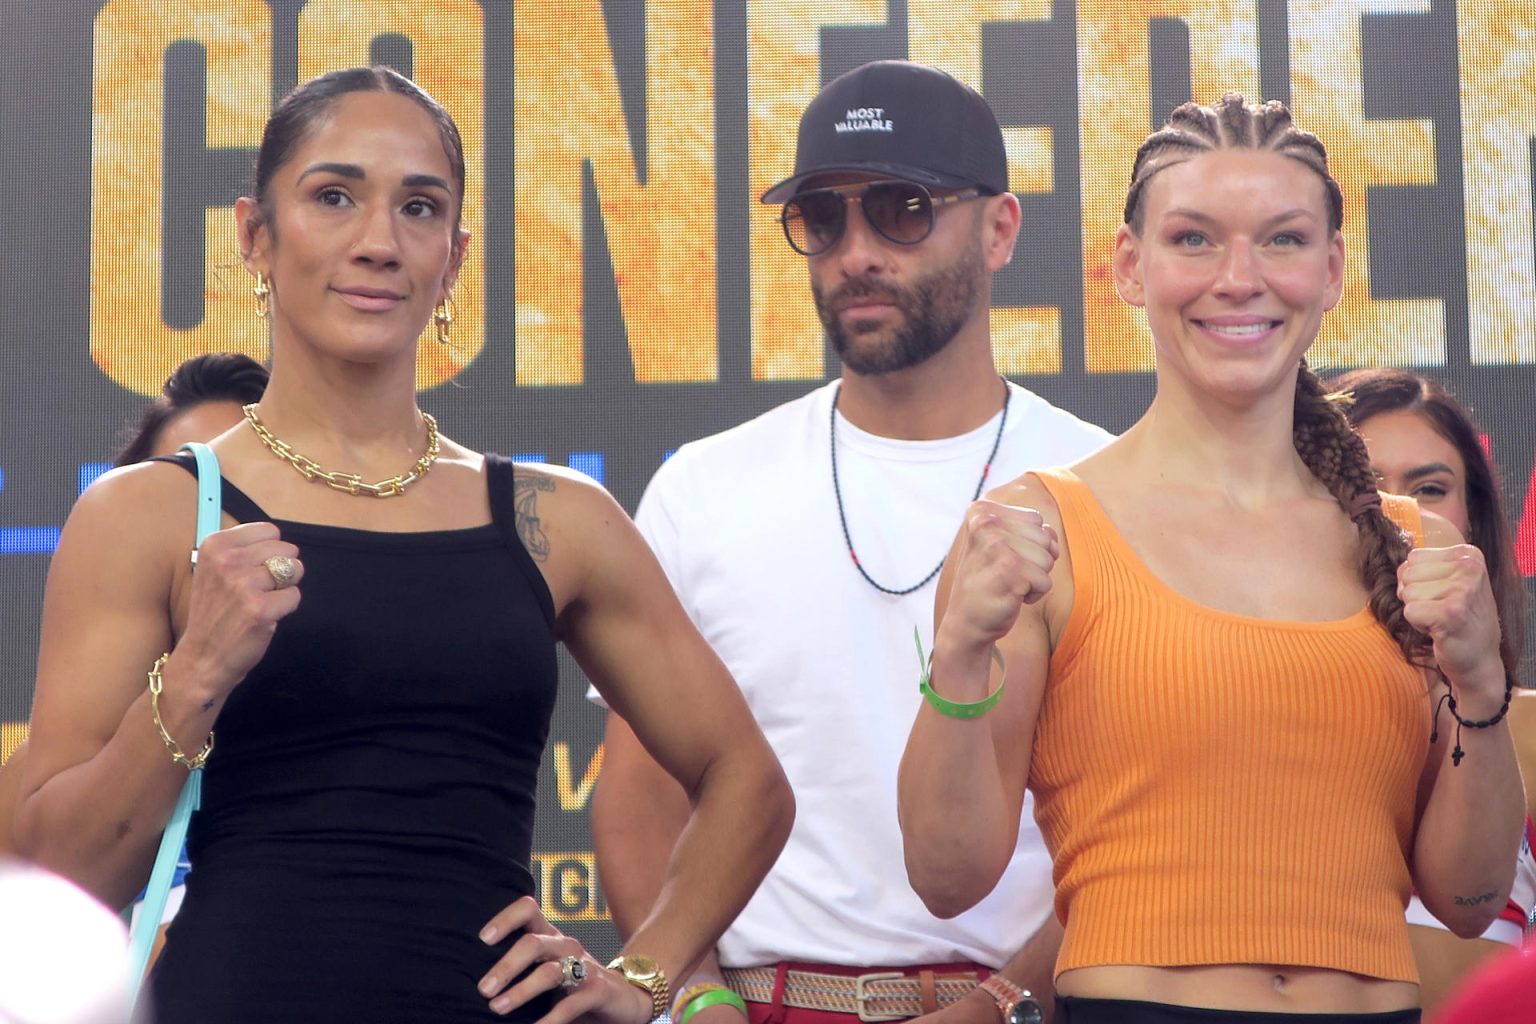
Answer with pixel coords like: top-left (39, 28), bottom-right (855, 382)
top-left (897, 94), bottom-right (1526, 1023)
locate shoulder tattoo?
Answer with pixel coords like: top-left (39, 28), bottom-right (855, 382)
top-left (514, 470), bottom-right (556, 562)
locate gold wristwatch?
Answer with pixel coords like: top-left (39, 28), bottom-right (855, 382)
top-left (606, 953), bottom-right (670, 1020)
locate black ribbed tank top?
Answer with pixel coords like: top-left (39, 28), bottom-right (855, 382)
top-left (151, 453), bottom-right (562, 1022)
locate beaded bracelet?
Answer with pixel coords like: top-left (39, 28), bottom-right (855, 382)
top-left (675, 985), bottom-right (747, 1024)
top-left (914, 627), bottom-right (1007, 720)
top-left (148, 652), bottom-right (215, 771)
top-left (1431, 673), bottom-right (1514, 767)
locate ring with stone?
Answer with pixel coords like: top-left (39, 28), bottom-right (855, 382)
top-left (263, 555), bottom-right (298, 589)
top-left (558, 955), bottom-right (587, 992)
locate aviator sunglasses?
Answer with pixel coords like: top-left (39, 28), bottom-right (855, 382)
top-left (779, 179), bottom-right (986, 257)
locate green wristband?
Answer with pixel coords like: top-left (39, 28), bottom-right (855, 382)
top-left (676, 987), bottom-right (748, 1024)
top-left (914, 627), bottom-right (1007, 719)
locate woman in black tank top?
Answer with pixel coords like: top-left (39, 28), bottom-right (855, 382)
top-left (13, 66), bottom-right (791, 1024)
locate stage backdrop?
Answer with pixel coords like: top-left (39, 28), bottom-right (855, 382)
top-left (2, 0), bottom-right (1534, 956)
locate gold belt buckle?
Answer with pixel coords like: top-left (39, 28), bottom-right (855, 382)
top-left (853, 972), bottom-right (907, 1023)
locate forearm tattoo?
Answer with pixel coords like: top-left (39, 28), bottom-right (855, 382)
top-left (1452, 890), bottom-right (1500, 907)
top-left (514, 472), bottom-right (556, 562)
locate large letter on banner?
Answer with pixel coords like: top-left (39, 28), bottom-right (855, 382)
top-left (1077, 0), bottom-right (1260, 373)
top-left (1459, 5), bottom-right (1536, 367)
top-left (515, 1), bottom-right (717, 385)
top-left (747, 1), bottom-right (890, 381)
top-left (1289, 0), bottom-right (1441, 368)
top-left (91, 0), bottom-right (270, 396)
top-left (910, 0), bottom-right (1061, 376)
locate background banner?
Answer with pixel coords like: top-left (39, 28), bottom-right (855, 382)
top-left (2, 0), bottom-right (1533, 955)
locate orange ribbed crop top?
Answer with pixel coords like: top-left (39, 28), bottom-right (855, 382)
top-left (1030, 468), bottom-right (1432, 983)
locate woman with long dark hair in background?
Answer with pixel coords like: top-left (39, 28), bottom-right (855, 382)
top-left (1328, 367), bottom-right (1534, 1013)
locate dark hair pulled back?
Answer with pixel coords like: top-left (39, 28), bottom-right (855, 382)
top-left (248, 66), bottom-right (466, 240)
top-left (114, 353), bottom-right (270, 467)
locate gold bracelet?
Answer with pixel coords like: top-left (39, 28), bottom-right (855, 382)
top-left (148, 652), bottom-right (214, 771)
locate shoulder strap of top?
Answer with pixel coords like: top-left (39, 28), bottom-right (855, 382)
top-left (1031, 466), bottom-right (1109, 672)
top-left (1031, 466), bottom-right (1118, 565)
top-left (1379, 492), bottom-right (1425, 546)
top-left (486, 454), bottom-right (558, 631)
top-left (1029, 466), bottom-right (1118, 627)
top-left (149, 452), bottom-right (268, 524)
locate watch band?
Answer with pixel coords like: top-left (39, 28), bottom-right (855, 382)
top-left (978, 975), bottom-right (1043, 1024)
top-left (606, 954), bottom-right (671, 1020)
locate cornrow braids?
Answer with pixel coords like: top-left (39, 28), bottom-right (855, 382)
top-left (1292, 361), bottom-right (1434, 671)
top-left (1123, 93), bottom-right (1344, 235)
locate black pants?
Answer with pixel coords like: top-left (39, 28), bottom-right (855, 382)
top-left (1054, 996), bottom-right (1420, 1024)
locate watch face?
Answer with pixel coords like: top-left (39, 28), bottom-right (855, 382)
top-left (1005, 999), bottom-right (1044, 1024)
top-left (622, 954), bottom-right (660, 981)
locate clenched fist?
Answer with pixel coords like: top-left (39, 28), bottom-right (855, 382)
top-left (173, 522), bottom-right (305, 704)
top-left (942, 499), bottom-right (1060, 651)
top-left (1398, 543), bottom-right (1504, 706)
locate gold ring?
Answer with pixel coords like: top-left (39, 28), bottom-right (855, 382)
top-left (263, 555), bottom-right (298, 589)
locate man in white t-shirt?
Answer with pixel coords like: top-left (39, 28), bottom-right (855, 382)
top-left (592, 60), bottom-right (1110, 1024)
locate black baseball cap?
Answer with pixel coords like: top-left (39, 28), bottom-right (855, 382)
top-left (761, 60), bottom-right (1009, 204)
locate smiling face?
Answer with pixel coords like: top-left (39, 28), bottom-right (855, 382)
top-left (1113, 148), bottom-right (1345, 404)
top-left (1356, 408), bottom-right (1471, 536)
top-left (239, 89), bottom-right (467, 367)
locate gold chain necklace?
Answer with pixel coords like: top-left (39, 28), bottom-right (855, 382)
top-left (241, 403), bottom-right (440, 498)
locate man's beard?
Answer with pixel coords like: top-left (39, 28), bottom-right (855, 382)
top-left (812, 244), bottom-right (984, 376)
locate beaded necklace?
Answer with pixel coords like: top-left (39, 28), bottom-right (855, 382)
top-left (829, 380), bottom-right (1010, 596)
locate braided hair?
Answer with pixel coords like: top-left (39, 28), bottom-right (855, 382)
top-left (1328, 368), bottom-right (1526, 685)
top-left (1125, 94), bottom-right (1430, 669)
top-left (1123, 93), bottom-right (1342, 234)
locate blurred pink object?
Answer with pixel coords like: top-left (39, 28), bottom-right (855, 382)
top-left (1432, 945), bottom-right (1536, 1023)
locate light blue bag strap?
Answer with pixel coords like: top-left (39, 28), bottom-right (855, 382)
top-left (186, 441), bottom-right (223, 547)
top-left (127, 441), bottom-right (221, 1001)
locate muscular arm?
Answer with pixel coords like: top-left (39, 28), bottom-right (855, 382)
top-left (1409, 514), bottom-right (1526, 937)
top-left (592, 713), bottom-right (735, 1012)
top-left (15, 469), bottom-right (204, 905)
top-left (899, 482), bottom-right (1062, 918)
top-left (15, 464), bottom-right (295, 906)
top-left (590, 712), bottom-right (692, 941)
top-left (541, 468), bottom-right (793, 991)
top-left (16, 456), bottom-right (302, 907)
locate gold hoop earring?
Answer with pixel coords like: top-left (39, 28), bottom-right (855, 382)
top-left (252, 272), bottom-right (271, 320)
top-left (433, 297), bottom-right (454, 345)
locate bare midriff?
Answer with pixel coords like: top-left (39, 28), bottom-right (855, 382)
top-left (1056, 965), bottom-right (1420, 1013)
